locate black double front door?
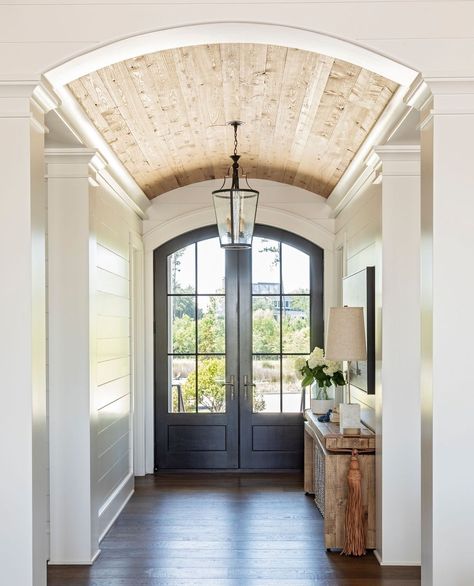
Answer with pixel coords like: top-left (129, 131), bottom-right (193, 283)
top-left (154, 225), bottom-right (323, 469)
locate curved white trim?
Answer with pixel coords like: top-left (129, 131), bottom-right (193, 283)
top-left (142, 207), bottom-right (336, 474)
top-left (45, 21), bottom-right (418, 88)
top-left (143, 205), bottom-right (335, 253)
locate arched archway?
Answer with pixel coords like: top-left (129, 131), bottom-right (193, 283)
top-left (45, 21), bottom-right (418, 87)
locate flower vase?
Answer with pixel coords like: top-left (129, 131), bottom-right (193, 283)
top-left (310, 382), bottom-right (335, 414)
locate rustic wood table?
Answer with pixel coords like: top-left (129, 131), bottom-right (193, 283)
top-left (304, 409), bottom-right (376, 550)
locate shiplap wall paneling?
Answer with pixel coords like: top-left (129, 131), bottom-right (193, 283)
top-left (335, 184), bottom-right (381, 430)
top-left (92, 185), bottom-right (140, 539)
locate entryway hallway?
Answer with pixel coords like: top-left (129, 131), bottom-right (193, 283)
top-left (47, 474), bottom-right (420, 586)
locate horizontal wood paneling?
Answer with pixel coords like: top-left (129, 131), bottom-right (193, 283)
top-left (97, 356), bottom-right (130, 386)
top-left (97, 393), bottom-right (130, 432)
top-left (96, 376), bottom-right (130, 410)
top-left (95, 219), bottom-right (130, 260)
top-left (98, 433), bottom-right (130, 478)
top-left (97, 244), bottom-right (129, 279)
top-left (91, 183), bottom-right (139, 544)
top-left (98, 413), bottom-right (130, 454)
top-left (96, 268), bottom-right (129, 298)
top-left (347, 242), bottom-right (377, 276)
top-left (97, 337), bottom-right (130, 362)
top-left (97, 316), bottom-right (130, 340)
top-left (69, 44), bottom-right (398, 200)
top-left (97, 291), bottom-right (130, 318)
top-left (336, 187), bottom-right (380, 428)
top-left (97, 451), bottom-right (130, 506)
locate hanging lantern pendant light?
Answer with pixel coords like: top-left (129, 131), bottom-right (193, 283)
top-left (212, 121), bottom-right (259, 249)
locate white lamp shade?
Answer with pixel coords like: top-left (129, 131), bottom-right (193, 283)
top-left (325, 306), bottom-right (367, 361)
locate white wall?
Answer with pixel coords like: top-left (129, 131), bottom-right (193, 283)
top-left (47, 149), bottom-right (143, 563)
top-left (4, 2), bottom-right (474, 81)
top-left (335, 183), bottom-right (382, 430)
top-left (91, 183), bottom-right (141, 540)
top-left (0, 86), bottom-right (49, 586)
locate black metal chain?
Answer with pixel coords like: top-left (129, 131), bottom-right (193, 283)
top-left (233, 123), bottom-right (238, 157)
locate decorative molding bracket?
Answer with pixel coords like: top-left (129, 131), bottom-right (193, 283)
top-left (373, 145), bottom-right (420, 177)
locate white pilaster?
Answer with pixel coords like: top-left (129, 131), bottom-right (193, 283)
top-left (46, 148), bottom-right (100, 564)
top-left (420, 79), bottom-right (474, 586)
top-left (375, 145), bottom-right (421, 566)
top-left (0, 82), bottom-right (55, 586)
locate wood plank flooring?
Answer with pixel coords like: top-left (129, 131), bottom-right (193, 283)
top-left (48, 473), bottom-right (421, 586)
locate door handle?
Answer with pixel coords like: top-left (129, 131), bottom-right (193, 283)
top-left (221, 375), bottom-right (236, 400)
top-left (243, 375), bottom-right (256, 401)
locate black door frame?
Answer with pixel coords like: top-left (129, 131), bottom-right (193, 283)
top-left (238, 225), bottom-right (324, 468)
top-left (154, 225), bottom-right (239, 469)
top-left (154, 224), bottom-right (324, 470)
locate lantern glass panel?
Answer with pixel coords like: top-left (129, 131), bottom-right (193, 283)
top-left (212, 189), bottom-right (258, 249)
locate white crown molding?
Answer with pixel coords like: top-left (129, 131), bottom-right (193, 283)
top-left (373, 145), bottom-right (420, 177)
top-left (45, 147), bottom-right (98, 179)
top-left (45, 147), bottom-right (97, 165)
top-left (329, 73), bottom-right (427, 215)
top-left (33, 79), bottom-right (60, 114)
top-left (404, 77), bottom-right (431, 112)
top-left (327, 83), bottom-right (412, 213)
top-left (374, 144), bottom-right (421, 161)
top-left (0, 80), bottom-right (59, 137)
top-left (95, 166), bottom-right (148, 219)
top-left (45, 146), bottom-right (147, 217)
top-left (424, 77), bottom-right (474, 95)
top-left (334, 157), bottom-right (381, 218)
top-left (418, 78), bottom-right (474, 123)
top-left (53, 85), bottom-right (150, 219)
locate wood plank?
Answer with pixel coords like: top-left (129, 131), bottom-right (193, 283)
top-left (97, 337), bottom-right (130, 362)
top-left (48, 473), bottom-right (420, 586)
top-left (68, 43), bottom-right (398, 199)
top-left (97, 244), bottom-right (129, 279)
top-left (97, 355), bottom-right (130, 386)
top-left (96, 376), bottom-right (130, 410)
top-left (96, 268), bottom-right (129, 298)
top-left (97, 315), bottom-right (130, 339)
top-left (97, 291), bottom-right (130, 318)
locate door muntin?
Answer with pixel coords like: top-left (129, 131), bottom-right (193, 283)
top-left (154, 226), bottom-right (239, 469)
top-left (154, 225), bottom-right (324, 470)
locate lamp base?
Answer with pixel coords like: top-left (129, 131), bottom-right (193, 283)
top-left (339, 403), bottom-right (361, 435)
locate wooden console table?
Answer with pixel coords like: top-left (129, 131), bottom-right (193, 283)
top-left (304, 409), bottom-right (376, 550)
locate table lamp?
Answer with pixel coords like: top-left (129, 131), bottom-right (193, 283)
top-left (325, 306), bottom-right (367, 434)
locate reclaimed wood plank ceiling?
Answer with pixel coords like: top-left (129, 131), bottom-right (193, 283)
top-left (68, 44), bottom-right (398, 199)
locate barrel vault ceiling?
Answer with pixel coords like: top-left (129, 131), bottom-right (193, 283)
top-left (68, 43), bottom-right (398, 200)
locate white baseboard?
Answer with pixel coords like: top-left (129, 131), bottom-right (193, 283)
top-left (48, 548), bottom-right (101, 566)
top-left (374, 549), bottom-right (421, 566)
top-left (98, 472), bottom-right (135, 542)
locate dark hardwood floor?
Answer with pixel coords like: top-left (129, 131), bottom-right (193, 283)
top-left (48, 473), bottom-right (421, 586)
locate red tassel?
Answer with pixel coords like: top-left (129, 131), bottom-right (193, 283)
top-left (341, 449), bottom-right (366, 556)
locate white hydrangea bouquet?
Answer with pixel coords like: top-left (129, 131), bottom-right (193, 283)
top-left (295, 346), bottom-right (346, 400)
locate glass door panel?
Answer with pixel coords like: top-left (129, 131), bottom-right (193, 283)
top-left (166, 238), bottom-right (226, 414)
top-left (155, 225), bottom-right (323, 470)
top-left (155, 227), bottom-right (239, 469)
top-left (239, 226), bottom-right (323, 469)
top-left (250, 238), bottom-right (312, 414)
